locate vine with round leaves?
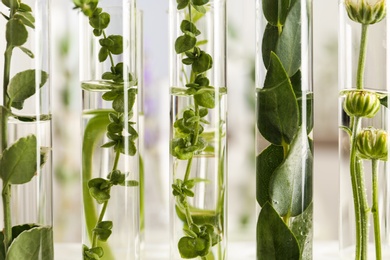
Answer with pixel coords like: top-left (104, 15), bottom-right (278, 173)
top-left (171, 0), bottom-right (225, 259)
top-left (73, 1), bottom-right (139, 259)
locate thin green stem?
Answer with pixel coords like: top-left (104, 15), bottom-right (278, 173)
top-left (2, 185), bottom-right (11, 252)
top-left (350, 117), bottom-right (362, 259)
top-left (355, 158), bottom-right (369, 260)
top-left (357, 24), bottom-right (369, 90)
top-left (371, 159), bottom-right (382, 260)
top-left (102, 31), bottom-right (116, 71)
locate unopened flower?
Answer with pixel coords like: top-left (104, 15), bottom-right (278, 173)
top-left (356, 127), bottom-right (388, 161)
top-left (343, 90), bottom-right (381, 118)
top-left (345, 0), bottom-right (386, 25)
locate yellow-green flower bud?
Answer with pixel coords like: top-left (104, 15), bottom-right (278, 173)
top-left (343, 90), bottom-right (381, 118)
top-left (345, 0), bottom-right (386, 25)
top-left (356, 127), bottom-right (388, 161)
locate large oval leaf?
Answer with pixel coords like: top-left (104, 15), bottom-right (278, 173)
top-left (275, 0), bottom-right (301, 77)
top-left (262, 0), bottom-right (291, 27)
top-left (0, 135), bottom-right (38, 185)
top-left (269, 127), bottom-right (313, 217)
top-left (6, 226), bottom-right (53, 260)
top-left (262, 23), bottom-right (279, 68)
top-left (256, 144), bottom-right (284, 206)
top-left (257, 52), bottom-right (299, 145)
top-left (6, 18), bottom-right (27, 46)
top-left (8, 70), bottom-right (49, 110)
top-left (257, 202), bottom-right (300, 259)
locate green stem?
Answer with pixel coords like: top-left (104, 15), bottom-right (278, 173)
top-left (102, 31), bottom-right (116, 71)
top-left (2, 184), bottom-right (11, 252)
top-left (355, 158), bottom-right (369, 260)
top-left (371, 159), bottom-right (382, 260)
top-left (356, 24), bottom-right (369, 90)
top-left (350, 117), bottom-right (362, 259)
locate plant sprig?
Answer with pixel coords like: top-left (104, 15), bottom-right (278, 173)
top-left (171, 1), bottom-right (225, 259)
top-left (73, 1), bottom-right (139, 259)
top-left (256, 0), bottom-right (313, 259)
top-left (1, 0), bottom-right (53, 258)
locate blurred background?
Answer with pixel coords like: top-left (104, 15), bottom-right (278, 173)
top-left (22, 0), bottom-right (339, 253)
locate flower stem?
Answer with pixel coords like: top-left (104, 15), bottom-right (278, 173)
top-left (350, 117), bottom-right (363, 259)
top-left (357, 24), bottom-right (369, 90)
top-left (371, 159), bottom-right (382, 260)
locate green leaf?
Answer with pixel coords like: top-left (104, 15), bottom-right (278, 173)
top-left (112, 90), bottom-right (136, 113)
top-left (6, 226), bottom-right (53, 260)
top-left (262, 0), bottom-right (290, 27)
top-left (98, 46), bottom-right (109, 62)
top-left (192, 51), bottom-right (213, 73)
top-left (178, 236), bottom-right (211, 258)
top-left (177, 0), bottom-right (190, 9)
top-left (6, 18), bottom-right (28, 46)
top-left (18, 46), bottom-right (34, 58)
top-left (291, 202), bottom-right (313, 258)
top-left (262, 23), bottom-right (279, 67)
top-left (275, 0), bottom-right (301, 77)
top-left (89, 11), bottom-right (110, 30)
top-left (14, 11), bottom-right (35, 28)
top-left (269, 127), bottom-right (313, 217)
top-left (256, 144), bottom-right (284, 206)
top-left (181, 20), bottom-right (201, 36)
top-left (192, 0), bottom-right (209, 6)
top-left (257, 52), bottom-right (299, 145)
top-left (93, 221), bottom-right (113, 242)
top-left (107, 35), bottom-right (124, 55)
top-left (257, 202), bottom-right (300, 259)
top-left (1, 0), bottom-right (20, 9)
top-left (0, 135), bottom-right (38, 185)
top-left (194, 88), bottom-right (215, 108)
top-left (18, 3), bottom-right (32, 12)
top-left (8, 70), bottom-right (48, 110)
top-left (175, 34), bottom-right (197, 54)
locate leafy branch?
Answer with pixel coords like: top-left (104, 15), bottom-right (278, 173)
top-left (171, 0), bottom-right (225, 259)
top-left (257, 0), bottom-right (313, 259)
top-left (73, 1), bottom-right (139, 259)
top-left (0, 0), bottom-right (53, 258)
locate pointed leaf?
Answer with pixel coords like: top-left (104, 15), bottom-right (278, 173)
top-left (256, 144), bottom-right (284, 206)
top-left (257, 52), bottom-right (299, 145)
top-left (257, 202), bottom-right (300, 259)
top-left (14, 12), bottom-right (35, 28)
top-left (18, 46), bottom-right (34, 58)
top-left (0, 135), bottom-right (38, 185)
top-left (275, 0), bottom-right (301, 77)
top-left (262, 23), bottom-right (279, 67)
top-left (291, 202), bottom-right (313, 259)
top-left (262, 0), bottom-right (290, 27)
top-left (269, 127), bottom-right (313, 217)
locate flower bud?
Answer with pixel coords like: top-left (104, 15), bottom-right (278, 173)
top-left (356, 127), bottom-right (388, 161)
top-left (345, 0), bottom-right (386, 25)
top-left (343, 90), bottom-right (381, 118)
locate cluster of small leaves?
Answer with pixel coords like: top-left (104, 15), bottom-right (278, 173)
top-left (1, 0), bottom-right (35, 55)
top-left (257, 0), bottom-right (313, 259)
top-left (178, 222), bottom-right (221, 259)
top-left (101, 87), bottom-right (138, 156)
top-left (171, 108), bottom-right (208, 160)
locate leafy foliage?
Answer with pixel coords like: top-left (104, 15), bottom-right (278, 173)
top-left (171, 0), bottom-right (224, 259)
top-left (73, 0), bottom-right (139, 258)
top-left (257, 0), bottom-right (313, 259)
top-left (1, 0), bottom-right (53, 257)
